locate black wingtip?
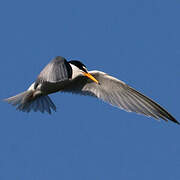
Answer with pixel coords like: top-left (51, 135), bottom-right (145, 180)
top-left (167, 115), bottom-right (180, 125)
top-left (171, 118), bottom-right (180, 125)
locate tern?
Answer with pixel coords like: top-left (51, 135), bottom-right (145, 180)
top-left (5, 56), bottom-right (179, 124)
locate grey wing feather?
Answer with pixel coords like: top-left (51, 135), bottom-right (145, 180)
top-left (37, 56), bottom-right (72, 83)
top-left (63, 70), bottom-right (178, 124)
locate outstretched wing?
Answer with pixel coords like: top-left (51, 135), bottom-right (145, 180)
top-left (63, 70), bottom-right (178, 124)
top-left (36, 56), bottom-right (72, 83)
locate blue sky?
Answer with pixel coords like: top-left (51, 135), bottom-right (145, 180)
top-left (0, 0), bottom-right (180, 179)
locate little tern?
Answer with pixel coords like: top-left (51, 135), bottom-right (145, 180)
top-left (5, 56), bottom-right (179, 124)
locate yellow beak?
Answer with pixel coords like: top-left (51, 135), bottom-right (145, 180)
top-left (83, 72), bottom-right (99, 84)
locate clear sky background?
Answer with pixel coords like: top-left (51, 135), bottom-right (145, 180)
top-left (0, 0), bottom-right (180, 179)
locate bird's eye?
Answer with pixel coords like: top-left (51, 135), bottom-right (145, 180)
top-left (82, 67), bottom-right (88, 73)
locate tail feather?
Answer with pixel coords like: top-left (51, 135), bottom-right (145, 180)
top-left (5, 91), bottom-right (29, 106)
top-left (4, 90), bottom-right (56, 114)
top-left (34, 98), bottom-right (40, 112)
top-left (44, 96), bottom-right (56, 111)
top-left (42, 97), bottom-right (49, 113)
top-left (38, 97), bottom-right (44, 113)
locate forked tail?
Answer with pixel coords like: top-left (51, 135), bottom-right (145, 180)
top-left (4, 90), bottom-right (56, 114)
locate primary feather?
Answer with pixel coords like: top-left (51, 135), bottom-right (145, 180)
top-left (62, 70), bottom-right (179, 124)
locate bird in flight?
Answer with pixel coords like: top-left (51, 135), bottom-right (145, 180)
top-left (5, 56), bottom-right (179, 124)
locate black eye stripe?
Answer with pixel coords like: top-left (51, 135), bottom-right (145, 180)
top-left (82, 67), bottom-right (87, 72)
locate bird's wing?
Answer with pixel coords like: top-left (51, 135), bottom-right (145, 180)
top-left (36, 57), bottom-right (72, 83)
top-left (63, 70), bottom-right (178, 124)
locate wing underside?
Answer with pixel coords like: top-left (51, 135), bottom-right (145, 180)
top-left (36, 56), bottom-right (72, 83)
top-left (62, 70), bottom-right (178, 124)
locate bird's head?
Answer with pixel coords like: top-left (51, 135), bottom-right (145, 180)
top-left (69, 60), bottom-right (99, 84)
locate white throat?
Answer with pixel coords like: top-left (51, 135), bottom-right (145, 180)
top-left (69, 63), bottom-right (83, 79)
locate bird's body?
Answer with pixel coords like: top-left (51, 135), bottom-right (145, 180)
top-left (5, 56), bottom-right (179, 124)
